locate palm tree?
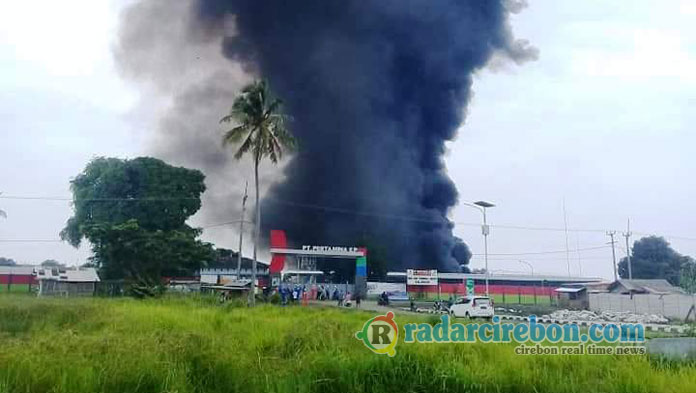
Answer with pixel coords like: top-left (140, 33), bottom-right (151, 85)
top-left (221, 80), bottom-right (295, 306)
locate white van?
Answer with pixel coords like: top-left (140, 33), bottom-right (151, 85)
top-left (449, 296), bottom-right (494, 319)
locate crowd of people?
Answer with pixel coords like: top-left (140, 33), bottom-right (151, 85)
top-left (277, 284), bottom-right (362, 308)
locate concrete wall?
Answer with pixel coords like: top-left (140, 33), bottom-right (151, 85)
top-left (589, 293), bottom-right (696, 320)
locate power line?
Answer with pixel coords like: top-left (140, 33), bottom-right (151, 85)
top-left (470, 255), bottom-right (612, 262)
top-left (471, 245), bottom-right (611, 256)
top-left (3, 193), bottom-right (696, 242)
top-left (0, 195), bottom-right (199, 202)
top-left (262, 196), bottom-right (455, 225)
top-left (201, 219), bottom-right (253, 229)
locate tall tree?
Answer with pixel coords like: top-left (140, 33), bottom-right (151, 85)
top-left (40, 259), bottom-right (64, 268)
top-left (60, 157), bottom-right (214, 283)
top-left (618, 236), bottom-right (688, 285)
top-left (680, 260), bottom-right (696, 294)
top-left (221, 80), bottom-right (296, 306)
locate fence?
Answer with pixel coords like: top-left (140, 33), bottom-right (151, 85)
top-left (406, 284), bottom-right (556, 305)
top-left (0, 282), bottom-right (36, 293)
top-left (589, 293), bottom-right (696, 320)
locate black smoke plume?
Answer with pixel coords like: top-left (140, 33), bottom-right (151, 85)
top-left (116, 0), bottom-right (535, 273)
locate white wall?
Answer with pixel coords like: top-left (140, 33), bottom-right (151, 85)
top-left (589, 293), bottom-right (696, 320)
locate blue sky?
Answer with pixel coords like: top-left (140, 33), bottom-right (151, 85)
top-left (1, 0), bottom-right (695, 279)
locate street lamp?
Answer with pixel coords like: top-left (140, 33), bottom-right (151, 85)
top-left (462, 200), bottom-right (495, 296)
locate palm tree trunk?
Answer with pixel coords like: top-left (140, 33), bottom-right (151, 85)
top-left (251, 156), bottom-right (260, 307)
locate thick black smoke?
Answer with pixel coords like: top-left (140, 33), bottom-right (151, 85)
top-left (115, 0), bottom-right (534, 273)
top-left (192, 0), bottom-right (534, 272)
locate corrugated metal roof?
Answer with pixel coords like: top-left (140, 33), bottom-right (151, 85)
top-left (0, 266), bottom-right (35, 275)
top-left (281, 270), bottom-right (324, 275)
top-left (34, 267), bottom-right (100, 282)
top-left (555, 287), bottom-right (586, 293)
top-left (613, 279), bottom-right (684, 294)
top-left (437, 272), bottom-right (602, 283)
top-left (387, 271), bottom-right (601, 283)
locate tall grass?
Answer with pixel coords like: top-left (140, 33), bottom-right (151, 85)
top-left (0, 295), bottom-right (694, 393)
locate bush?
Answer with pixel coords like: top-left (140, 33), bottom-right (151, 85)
top-left (268, 292), bottom-right (281, 305)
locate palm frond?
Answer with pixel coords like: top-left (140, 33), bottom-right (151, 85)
top-left (222, 125), bottom-right (251, 146)
top-left (221, 79), bottom-right (296, 163)
top-left (234, 130), bottom-right (256, 160)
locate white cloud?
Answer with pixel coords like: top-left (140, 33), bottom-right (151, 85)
top-left (572, 29), bottom-right (696, 81)
top-left (0, 1), bottom-right (114, 75)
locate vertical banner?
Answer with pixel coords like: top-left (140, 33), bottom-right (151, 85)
top-left (466, 278), bottom-right (475, 298)
top-left (269, 230), bottom-right (287, 274)
top-left (355, 254), bottom-right (367, 297)
top-left (356, 256), bottom-right (367, 277)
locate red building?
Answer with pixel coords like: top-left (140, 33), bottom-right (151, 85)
top-left (387, 271), bottom-right (603, 304)
top-left (0, 266), bottom-right (37, 293)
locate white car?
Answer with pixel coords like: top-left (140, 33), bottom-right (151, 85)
top-left (449, 296), bottom-right (494, 319)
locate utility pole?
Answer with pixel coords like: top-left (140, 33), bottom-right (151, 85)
top-left (623, 219), bottom-right (633, 280)
top-left (563, 198), bottom-right (571, 277)
top-left (482, 207), bottom-right (490, 296)
top-left (607, 231), bottom-right (618, 282)
top-left (463, 201), bottom-right (495, 297)
top-left (236, 181), bottom-right (248, 280)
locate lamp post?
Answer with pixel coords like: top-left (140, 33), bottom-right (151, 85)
top-left (462, 200), bottom-right (495, 296)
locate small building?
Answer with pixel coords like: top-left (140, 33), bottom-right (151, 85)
top-left (608, 279), bottom-right (685, 295)
top-left (35, 267), bottom-right (100, 296)
top-left (0, 265), bottom-right (37, 292)
top-left (554, 286), bottom-right (589, 309)
top-left (199, 255), bottom-right (269, 287)
top-left (167, 279), bottom-right (201, 293)
top-left (201, 280), bottom-right (252, 301)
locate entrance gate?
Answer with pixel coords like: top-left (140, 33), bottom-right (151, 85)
top-left (269, 230), bottom-right (368, 296)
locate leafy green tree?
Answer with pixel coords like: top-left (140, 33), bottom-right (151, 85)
top-left (221, 80), bottom-right (296, 305)
top-left (680, 260), bottom-right (696, 294)
top-left (82, 220), bottom-right (213, 280)
top-left (60, 157), bottom-right (214, 282)
top-left (40, 259), bottom-right (64, 268)
top-left (0, 257), bottom-right (16, 266)
top-left (618, 236), bottom-right (689, 285)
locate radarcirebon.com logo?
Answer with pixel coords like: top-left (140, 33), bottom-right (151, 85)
top-left (355, 311), bottom-right (398, 356)
top-left (355, 313), bottom-right (645, 356)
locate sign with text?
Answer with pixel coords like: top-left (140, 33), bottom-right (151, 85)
top-left (406, 269), bottom-right (438, 286)
top-left (366, 282), bottom-right (407, 295)
top-left (302, 245), bottom-right (361, 253)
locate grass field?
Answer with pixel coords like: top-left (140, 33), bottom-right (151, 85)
top-left (0, 295), bottom-right (695, 393)
top-left (0, 284), bottom-right (31, 293)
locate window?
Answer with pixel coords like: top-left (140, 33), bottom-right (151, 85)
top-left (474, 298), bottom-right (490, 307)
